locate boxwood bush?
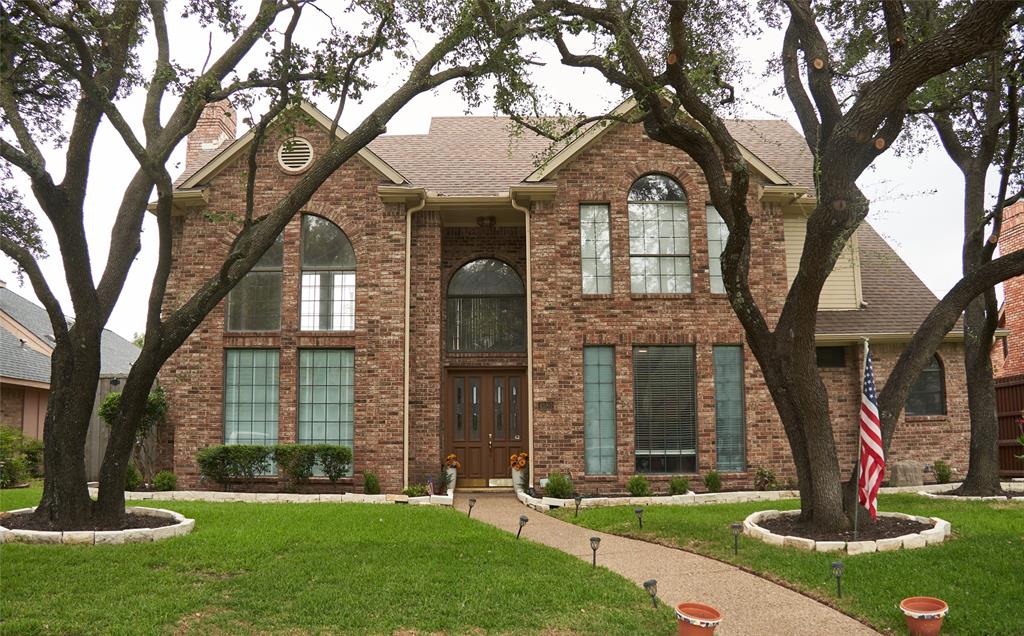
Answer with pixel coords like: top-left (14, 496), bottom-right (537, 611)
top-left (544, 471), bottom-right (574, 499)
top-left (626, 475), bottom-right (652, 497)
top-left (196, 444), bottom-right (352, 489)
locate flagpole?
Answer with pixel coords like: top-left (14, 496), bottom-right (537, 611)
top-left (854, 338), bottom-right (869, 542)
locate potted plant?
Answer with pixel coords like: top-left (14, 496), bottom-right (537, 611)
top-left (900, 597), bottom-right (948, 636)
top-left (510, 452), bottom-right (528, 492)
top-left (444, 454), bottom-right (461, 493)
top-left (675, 602), bottom-right (721, 635)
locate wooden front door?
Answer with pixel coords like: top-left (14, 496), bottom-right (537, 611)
top-left (445, 370), bottom-right (526, 487)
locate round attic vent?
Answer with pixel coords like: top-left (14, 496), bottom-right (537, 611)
top-left (277, 137), bottom-right (313, 173)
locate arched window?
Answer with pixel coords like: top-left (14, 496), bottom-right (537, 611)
top-left (446, 258), bottom-right (525, 352)
top-left (226, 232), bottom-right (284, 331)
top-left (906, 355), bottom-right (946, 416)
top-left (628, 174), bottom-right (691, 293)
top-left (300, 215), bottom-right (356, 331)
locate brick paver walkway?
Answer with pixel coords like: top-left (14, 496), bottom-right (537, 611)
top-left (458, 492), bottom-right (877, 636)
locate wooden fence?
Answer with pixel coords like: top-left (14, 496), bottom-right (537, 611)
top-left (995, 373), bottom-right (1024, 477)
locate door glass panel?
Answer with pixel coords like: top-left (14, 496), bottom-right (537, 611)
top-left (454, 377), bottom-right (464, 441)
top-left (494, 377), bottom-right (505, 440)
top-left (509, 377), bottom-right (520, 440)
top-left (469, 377), bottom-right (481, 441)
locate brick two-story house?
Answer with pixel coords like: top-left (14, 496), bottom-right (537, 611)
top-left (158, 99), bottom-right (973, 493)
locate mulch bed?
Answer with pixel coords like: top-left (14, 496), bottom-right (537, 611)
top-left (759, 514), bottom-right (932, 542)
top-left (0, 511), bottom-right (177, 532)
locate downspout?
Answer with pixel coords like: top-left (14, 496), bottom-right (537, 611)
top-left (509, 192), bottom-right (535, 488)
top-left (403, 190), bottom-right (428, 489)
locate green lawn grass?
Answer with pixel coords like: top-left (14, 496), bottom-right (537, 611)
top-left (551, 494), bottom-right (1024, 635)
top-left (1, 484), bottom-right (674, 635)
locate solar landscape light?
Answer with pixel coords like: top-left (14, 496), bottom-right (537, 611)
top-left (832, 561), bottom-right (844, 598)
top-left (643, 579), bottom-right (658, 608)
top-left (730, 522), bottom-right (742, 555)
top-left (590, 536), bottom-right (601, 567)
top-left (574, 494), bottom-right (583, 517)
top-left (467, 497), bottom-right (476, 517)
top-left (517, 514), bottom-right (528, 539)
top-left (634, 507), bottom-right (644, 529)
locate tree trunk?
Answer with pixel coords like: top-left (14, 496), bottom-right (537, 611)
top-left (31, 337), bottom-right (100, 530)
top-left (955, 295), bottom-right (1004, 495)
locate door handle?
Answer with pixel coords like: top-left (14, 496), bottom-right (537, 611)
top-left (488, 433), bottom-right (493, 449)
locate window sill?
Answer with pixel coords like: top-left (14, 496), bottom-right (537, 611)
top-left (581, 294), bottom-right (615, 300)
top-left (629, 293), bottom-right (694, 300)
top-left (224, 330), bottom-right (281, 336)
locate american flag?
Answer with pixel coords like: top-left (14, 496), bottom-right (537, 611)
top-left (858, 346), bottom-right (884, 520)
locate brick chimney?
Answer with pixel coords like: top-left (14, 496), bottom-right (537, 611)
top-left (997, 200), bottom-right (1024, 377)
top-left (185, 100), bottom-right (236, 172)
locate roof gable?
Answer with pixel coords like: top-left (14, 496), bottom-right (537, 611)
top-left (178, 101), bottom-right (407, 190)
top-left (522, 97), bottom-right (793, 188)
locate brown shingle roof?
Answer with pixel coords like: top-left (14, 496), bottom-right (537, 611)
top-left (369, 117), bottom-right (555, 196)
top-left (816, 223), bottom-right (957, 335)
top-left (724, 119), bottom-right (816, 195)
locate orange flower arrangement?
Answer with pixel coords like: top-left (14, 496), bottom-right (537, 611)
top-left (509, 452), bottom-right (528, 470)
top-left (445, 453), bottom-right (461, 470)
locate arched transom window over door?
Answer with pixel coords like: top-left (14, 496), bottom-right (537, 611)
top-left (300, 214), bottom-right (356, 331)
top-left (628, 174), bottom-right (691, 293)
top-left (446, 258), bottom-right (526, 352)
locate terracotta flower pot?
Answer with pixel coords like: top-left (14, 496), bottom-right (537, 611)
top-left (675, 602), bottom-right (721, 636)
top-left (900, 597), bottom-right (948, 636)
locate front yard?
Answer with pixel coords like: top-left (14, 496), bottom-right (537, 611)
top-left (551, 494), bottom-right (1024, 635)
top-left (1, 485), bottom-right (674, 635)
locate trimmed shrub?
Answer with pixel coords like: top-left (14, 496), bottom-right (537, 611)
top-left (125, 464), bottom-right (143, 491)
top-left (317, 445), bottom-right (353, 482)
top-left (403, 484), bottom-right (429, 497)
top-left (153, 470), bottom-right (177, 491)
top-left (754, 466), bottom-right (778, 491)
top-left (934, 460), bottom-right (952, 484)
top-left (626, 474), bottom-right (652, 497)
top-left (668, 476), bottom-right (690, 495)
top-left (0, 425), bottom-right (38, 487)
top-left (363, 471), bottom-right (380, 494)
top-left (195, 444), bottom-right (273, 488)
top-left (544, 471), bottom-right (574, 499)
top-left (273, 444), bottom-right (318, 488)
top-left (703, 470), bottom-right (722, 493)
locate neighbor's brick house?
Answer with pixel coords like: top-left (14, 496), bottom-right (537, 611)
top-left (157, 99), bottom-right (974, 493)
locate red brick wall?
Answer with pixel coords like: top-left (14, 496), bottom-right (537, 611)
top-left (1, 383), bottom-right (25, 429)
top-left (185, 101), bottom-right (236, 172)
top-left (821, 342), bottom-right (970, 484)
top-left (161, 119), bottom-right (406, 491)
top-left (408, 212), bottom-right (443, 483)
top-left (997, 201), bottom-right (1024, 377)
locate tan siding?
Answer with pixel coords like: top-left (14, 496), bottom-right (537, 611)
top-left (783, 215), bottom-right (862, 310)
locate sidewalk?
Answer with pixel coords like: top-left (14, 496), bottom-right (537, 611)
top-left (458, 492), bottom-right (877, 636)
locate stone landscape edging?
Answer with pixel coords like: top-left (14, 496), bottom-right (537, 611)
top-left (917, 480), bottom-right (1024, 501)
top-left (0, 506), bottom-right (195, 546)
top-left (516, 481), bottom-right (963, 512)
top-left (743, 509), bottom-right (951, 555)
top-left (86, 487), bottom-right (454, 507)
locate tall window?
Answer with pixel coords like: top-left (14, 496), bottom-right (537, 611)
top-left (446, 258), bottom-right (526, 352)
top-left (706, 205), bottom-right (729, 294)
top-left (298, 349), bottom-right (355, 473)
top-left (906, 355), bottom-right (946, 416)
top-left (628, 174), bottom-right (691, 293)
top-left (580, 204), bottom-right (612, 294)
top-left (301, 215), bottom-right (356, 331)
top-left (633, 346), bottom-right (696, 473)
top-left (224, 349), bottom-right (279, 445)
top-left (713, 346), bottom-right (745, 471)
top-left (226, 233), bottom-right (283, 331)
top-left (584, 346), bottom-right (616, 474)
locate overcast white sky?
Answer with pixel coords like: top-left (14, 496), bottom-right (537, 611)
top-left (1, 6), bottom-right (993, 341)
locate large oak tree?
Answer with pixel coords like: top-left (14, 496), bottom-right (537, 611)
top-left (508, 0), bottom-right (1024, 531)
top-left (0, 0), bottom-right (542, 529)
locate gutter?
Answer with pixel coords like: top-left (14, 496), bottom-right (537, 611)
top-left (398, 187), bottom-right (428, 489)
top-left (508, 188), bottom-right (536, 489)
top-left (814, 329), bottom-right (1009, 345)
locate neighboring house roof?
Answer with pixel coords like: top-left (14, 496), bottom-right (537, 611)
top-left (0, 328), bottom-right (51, 384)
top-left (817, 224), bottom-right (957, 336)
top-left (0, 286), bottom-right (140, 384)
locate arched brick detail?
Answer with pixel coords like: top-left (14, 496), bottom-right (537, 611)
top-left (443, 254), bottom-right (526, 293)
top-left (622, 164), bottom-right (706, 204)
